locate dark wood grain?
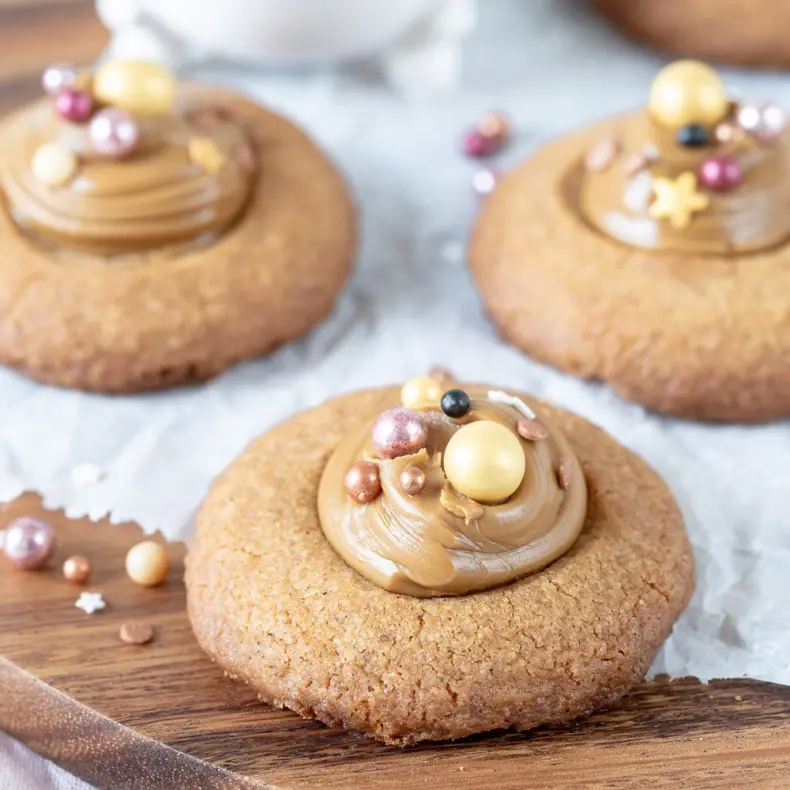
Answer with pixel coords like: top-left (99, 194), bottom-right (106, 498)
top-left (1, 495), bottom-right (789, 790)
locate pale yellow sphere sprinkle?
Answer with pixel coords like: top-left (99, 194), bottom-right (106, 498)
top-left (93, 59), bottom-right (176, 116)
top-left (648, 60), bottom-right (728, 129)
top-left (125, 541), bottom-right (169, 587)
top-left (401, 377), bottom-right (443, 410)
top-left (443, 420), bottom-right (526, 505)
top-left (31, 142), bottom-right (77, 187)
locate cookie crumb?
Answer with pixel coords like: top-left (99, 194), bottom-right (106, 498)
top-left (120, 621), bottom-right (154, 645)
top-left (558, 458), bottom-right (574, 490)
top-left (517, 419), bottom-right (549, 441)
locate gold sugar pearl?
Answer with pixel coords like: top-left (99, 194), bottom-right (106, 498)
top-left (93, 59), bottom-right (176, 116)
top-left (401, 377), bottom-right (443, 410)
top-left (648, 60), bottom-right (728, 130)
top-left (31, 142), bottom-right (77, 187)
top-left (443, 420), bottom-right (525, 505)
top-left (125, 541), bottom-right (169, 587)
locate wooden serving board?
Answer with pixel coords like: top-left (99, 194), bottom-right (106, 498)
top-left (1, 495), bottom-right (790, 790)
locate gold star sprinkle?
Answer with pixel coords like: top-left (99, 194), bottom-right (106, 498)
top-left (649, 172), bottom-right (710, 229)
top-left (188, 137), bottom-right (225, 174)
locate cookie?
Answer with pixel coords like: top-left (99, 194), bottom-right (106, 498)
top-left (186, 384), bottom-right (694, 745)
top-left (470, 61), bottom-right (790, 423)
top-left (0, 60), bottom-right (356, 393)
top-left (594, 0), bottom-right (790, 69)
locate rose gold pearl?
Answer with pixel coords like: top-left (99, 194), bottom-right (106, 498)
top-left (399, 466), bottom-right (426, 496)
top-left (477, 111), bottom-right (511, 141)
top-left (89, 108), bottom-right (140, 158)
top-left (715, 122), bottom-right (744, 144)
top-left (63, 555), bottom-right (91, 584)
top-left (372, 408), bottom-right (428, 460)
top-left (125, 541), bottom-right (169, 587)
top-left (344, 461), bottom-right (382, 504)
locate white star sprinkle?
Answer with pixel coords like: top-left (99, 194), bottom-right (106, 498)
top-left (487, 390), bottom-right (536, 420)
top-left (75, 591), bottom-right (106, 615)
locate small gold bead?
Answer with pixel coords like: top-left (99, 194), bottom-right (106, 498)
top-left (189, 137), bottom-right (225, 174)
top-left (31, 142), bottom-right (77, 187)
top-left (125, 541), bottom-right (169, 587)
top-left (401, 377), bottom-right (443, 410)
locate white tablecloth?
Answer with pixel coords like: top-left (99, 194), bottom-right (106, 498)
top-left (3, 1), bottom-right (790, 786)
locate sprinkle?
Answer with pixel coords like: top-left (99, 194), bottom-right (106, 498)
top-left (487, 390), bottom-right (536, 419)
top-left (622, 153), bottom-right (647, 176)
top-left (649, 171), bottom-right (710, 230)
top-left (120, 621), bottom-right (154, 645)
top-left (75, 591), bottom-right (105, 614)
top-left (441, 241), bottom-right (464, 264)
top-left (642, 144), bottom-right (659, 161)
top-left (517, 419), bottom-right (549, 441)
top-left (189, 137), bottom-right (225, 174)
top-left (558, 458), bottom-right (574, 490)
top-left (584, 139), bottom-right (617, 172)
top-left (71, 462), bottom-right (105, 486)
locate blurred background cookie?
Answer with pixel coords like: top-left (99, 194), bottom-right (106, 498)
top-left (594, 0), bottom-right (790, 69)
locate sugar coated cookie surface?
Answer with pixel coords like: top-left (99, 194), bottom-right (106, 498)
top-left (186, 386), bottom-right (694, 744)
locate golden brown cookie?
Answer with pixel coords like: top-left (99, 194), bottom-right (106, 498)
top-left (0, 66), bottom-right (356, 393)
top-left (594, 0), bottom-right (790, 69)
top-left (186, 386), bottom-right (694, 745)
top-left (470, 61), bottom-right (790, 423)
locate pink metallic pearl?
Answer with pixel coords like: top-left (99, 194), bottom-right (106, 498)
top-left (55, 88), bottom-right (94, 124)
top-left (371, 408), bottom-right (428, 460)
top-left (739, 101), bottom-right (786, 140)
top-left (89, 108), bottom-right (140, 158)
top-left (698, 156), bottom-right (741, 191)
top-left (1, 517), bottom-right (55, 570)
top-left (42, 63), bottom-right (77, 95)
top-left (462, 129), bottom-right (501, 159)
top-left (757, 102), bottom-right (786, 140)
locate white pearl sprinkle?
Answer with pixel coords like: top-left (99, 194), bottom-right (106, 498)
top-left (487, 390), bottom-right (536, 419)
top-left (75, 591), bottom-right (106, 615)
